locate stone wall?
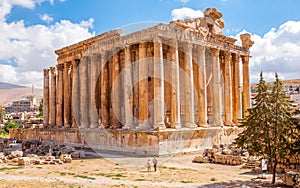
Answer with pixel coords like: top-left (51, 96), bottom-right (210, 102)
top-left (10, 127), bottom-right (242, 156)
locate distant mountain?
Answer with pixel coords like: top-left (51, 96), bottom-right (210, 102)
top-left (0, 82), bottom-right (26, 90)
top-left (0, 82), bottom-right (42, 105)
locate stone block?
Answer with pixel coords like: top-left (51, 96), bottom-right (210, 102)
top-left (64, 157), bottom-right (72, 163)
top-left (18, 157), bottom-right (31, 166)
top-left (0, 152), bottom-right (5, 159)
top-left (282, 172), bottom-right (299, 187)
top-left (10, 150), bottom-right (23, 158)
top-left (193, 156), bottom-right (208, 163)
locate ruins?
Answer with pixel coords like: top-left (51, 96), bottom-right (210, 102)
top-left (11, 8), bottom-right (254, 156)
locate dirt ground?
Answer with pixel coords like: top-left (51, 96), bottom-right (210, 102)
top-left (0, 150), bottom-right (289, 188)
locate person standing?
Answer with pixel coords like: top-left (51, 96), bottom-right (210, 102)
top-left (153, 157), bottom-right (158, 172)
top-left (146, 159), bottom-right (151, 172)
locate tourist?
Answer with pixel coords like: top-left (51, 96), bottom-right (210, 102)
top-left (147, 159), bottom-right (151, 172)
top-left (261, 158), bottom-right (267, 178)
top-left (153, 156), bottom-right (158, 172)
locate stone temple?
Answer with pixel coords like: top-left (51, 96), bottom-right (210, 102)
top-left (11, 8), bottom-right (254, 156)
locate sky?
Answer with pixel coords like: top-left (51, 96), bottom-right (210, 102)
top-left (1, 0), bottom-right (300, 88)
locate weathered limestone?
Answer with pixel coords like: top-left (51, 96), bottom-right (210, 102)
top-left (183, 43), bottom-right (196, 128)
top-left (153, 38), bottom-right (166, 130)
top-left (49, 67), bottom-right (56, 127)
top-left (71, 60), bottom-right (79, 128)
top-left (79, 56), bottom-right (89, 128)
top-left (232, 53), bottom-right (241, 125)
top-left (169, 42), bottom-right (181, 128)
top-left (43, 69), bottom-right (49, 127)
top-left (123, 45), bottom-right (134, 129)
top-left (63, 62), bottom-right (71, 128)
top-left (210, 48), bottom-right (222, 126)
top-left (138, 42), bottom-right (149, 127)
top-left (56, 64), bottom-right (64, 127)
top-left (223, 52), bottom-right (233, 126)
top-left (197, 46), bottom-right (208, 127)
top-left (35, 8), bottom-right (254, 156)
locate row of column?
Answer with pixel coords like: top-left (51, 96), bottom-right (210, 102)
top-left (43, 38), bottom-right (251, 129)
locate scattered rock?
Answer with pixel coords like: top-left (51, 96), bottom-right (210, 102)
top-left (282, 172), bottom-right (299, 187)
top-left (18, 157), bottom-right (31, 166)
top-left (193, 156), bottom-right (208, 163)
top-left (211, 177), bottom-right (217, 181)
top-left (10, 150), bottom-right (23, 158)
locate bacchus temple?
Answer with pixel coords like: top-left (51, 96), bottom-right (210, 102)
top-left (12, 8), bottom-right (254, 156)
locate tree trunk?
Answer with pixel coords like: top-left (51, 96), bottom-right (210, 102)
top-left (272, 160), bottom-right (277, 184)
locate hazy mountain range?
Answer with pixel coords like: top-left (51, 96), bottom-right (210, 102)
top-left (0, 82), bottom-right (43, 106)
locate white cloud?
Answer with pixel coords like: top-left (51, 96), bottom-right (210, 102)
top-left (40, 13), bottom-right (53, 23)
top-left (179, 0), bottom-right (190, 3)
top-left (0, 0), bottom-right (95, 88)
top-left (235, 21), bottom-right (300, 83)
top-left (171, 7), bottom-right (203, 21)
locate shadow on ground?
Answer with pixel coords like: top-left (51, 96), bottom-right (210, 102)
top-left (197, 179), bottom-right (291, 188)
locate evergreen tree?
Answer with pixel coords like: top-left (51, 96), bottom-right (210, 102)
top-left (235, 72), bottom-right (299, 184)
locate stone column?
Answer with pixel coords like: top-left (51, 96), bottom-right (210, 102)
top-left (101, 53), bottom-right (110, 128)
top-left (169, 42), bottom-right (181, 128)
top-left (90, 54), bottom-right (100, 128)
top-left (110, 52), bottom-right (121, 129)
top-left (153, 38), bottom-right (166, 130)
top-left (123, 45), bottom-right (134, 129)
top-left (79, 56), bottom-right (89, 128)
top-left (183, 43), bottom-right (196, 128)
top-left (49, 67), bottom-right (56, 127)
top-left (43, 68), bottom-right (50, 128)
top-left (210, 48), bottom-right (222, 126)
top-left (56, 64), bottom-right (64, 127)
top-left (71, 60), bottom-right (79, 128)
top-left (63, 62), bottom-right (71, 128)
top-left (242, 55), bottom-right (250, 115)
top-left (138, 42), bottom-right (149, 126)
top-left (223, 52), bottom-right (233, 126)
top-left (197, 46), bottom-right (208, 127)
top-left (232, 53), bottom-right (241, 124)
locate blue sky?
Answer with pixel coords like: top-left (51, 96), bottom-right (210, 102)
top-left (1, 0), bottom-right (300, 88)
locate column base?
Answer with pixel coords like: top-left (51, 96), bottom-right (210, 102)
top-left (184, 122), bottom-right (197, 128)
top-left (198, 123), bottom-right (209, 128)
top-left (224, 121), bottom-right (234, 127)
top-left (170, 122), bottom-right (181, 129)
top-left (123, 123), bottom-right (135, 130)
top-left (90, 123), bottom-right (99, 129)
top-left (154, 123), bottom-right (166, 131)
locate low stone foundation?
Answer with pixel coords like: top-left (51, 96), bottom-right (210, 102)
top-left (10, 127), bottom-right (242, 156)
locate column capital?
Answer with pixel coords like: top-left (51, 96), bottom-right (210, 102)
top-left (223, 51), bottom-right (232, 61)
top-left (43, 68), bottom-right (49, 76)
top-left (210, 48), bottom-right (219, 58)
top-left (198, 45), bottom-right (205, 51)
top-left (241, 55), bottom-right (250, 64)
top-left (56, 63), bottom-right (64, 70)
top-left (139, 41), bottom-right (147, 49)
top-left (49, 66), bottom-right (56, 74)
top-left (153, 36), bottom-right (162, 44)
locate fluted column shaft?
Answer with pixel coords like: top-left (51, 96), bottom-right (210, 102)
top-left (123, 46), bottom-right (134, 129)
top-left (153, 38), bottom-right (166, 130)
top-left (232, 54), bottom-right (241, 124)
top-left (242, 55), bottom-right (250, 116)
top-left (56, 64), bottom-right (64, 127)
top-left (138, 42), bottom-right (148, 125)
top-left (110, 53), bottom-right (121, 128)
top-left (71, 60), bottom-right (79, 128)
top-left (101, 54), bottom-right (110, 128)
top-left (90, 54), bottom-right (100, 128)
top-left (184, 43), bottom-right (196, 128)
top-left (197, 46), bottom-right (208, 127)
top-left (224, 52), bottom-right (233, 126)
top-left (49, 67), bottom-right (56, 127)
top-left (169, 42), bottom-right (181, 128)
top-left (43, 69), bottom-right (50, 128)
top-left (79, 56), bottom-right (89, 128)
top-left (210, 48), bottom-right (222, 126)
top-left (63, 62), bottom-right (71, 128)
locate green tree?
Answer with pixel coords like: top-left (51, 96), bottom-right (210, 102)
top-left (5, 121), bottom-right (19, 133)
top-left (235, 72), bottom-right (299, 184)
top-left (39, 98), bottom-right (43, 118)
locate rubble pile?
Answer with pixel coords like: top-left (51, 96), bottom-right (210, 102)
top-left (282, 172), bottom-right (299, 187)
top-left (0, 150), bottom-right (72, 166)
top-left (21, 139), bottom-right (85, 158)
top-left (193, 145), bottom-right (247, 165)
